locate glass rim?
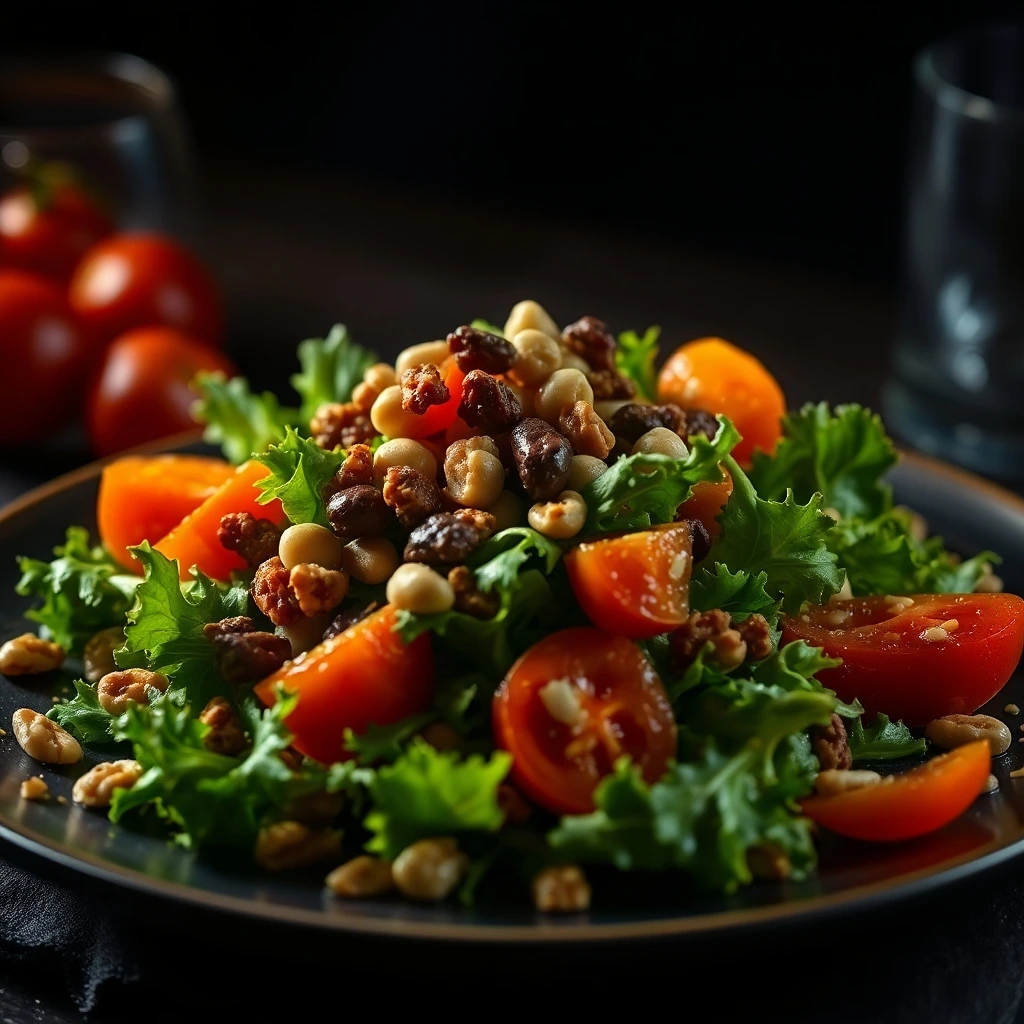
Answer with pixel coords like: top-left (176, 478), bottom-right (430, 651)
top-left (915, 23), bottom-right (1024, 126)
top-left (0, 51), bottom-right (178, 144)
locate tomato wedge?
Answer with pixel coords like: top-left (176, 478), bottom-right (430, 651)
top-left (565, 523), bottom-right (693, 639)
top-left (674, 473), bottom-right (733, 538)
top-left (782, 594), bottom-right (1024, 726)
top-left (256, 605), bottom-right (433, 764)
top-left (493, 628), bottom-right (676, 814)
top-left (97, 455), bottom-right (235, 570)
top-left (801, 740), bottom-right (990, 841)
top-left (401, 357), bottom-right (466, 439)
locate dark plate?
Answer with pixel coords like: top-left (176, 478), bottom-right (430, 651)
top-left (0, 446), bottom-right (1023, 943)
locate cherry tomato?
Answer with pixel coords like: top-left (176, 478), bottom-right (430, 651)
top-left (0, 270), bottom-right (94, 443)
top-left (565, 523), bottom-right (693, 639)
top-left (401, 357), bottom-right (465, 439)
top-left (86, 326), bottom-right (236, 457)
top-left (256, 606), bottom-right (434, 764)
top-left (674, 473), bottom-right (733, 538)
top-left (658, 337), bottom-right (785, 464)
top-left (781, 594), bottom-right (1024, 726)
top-left (801, 740), bottom-right (990, 841)
top-left (69, 233), bottom-right (222, 346)
top-left (493, 628), bottom-right (677, 814)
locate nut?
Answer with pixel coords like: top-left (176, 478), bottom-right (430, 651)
top-left (510, 417), bottom-right (573, 501)
top-left (20, 776), bottom-right (49, 801)
top-left (507, 329), bottom-right (562, 387)
top-left (382, 465), bottom-right (445, 528)
top-left (369, 384), bottom-right (420, 439)
top-left (325, 855), bottom-right (396, 898)
top-left (83, 626), bottom-right (124, 682)
top-left (289, 563), bottom-right (349, 617)
top-left (448, 565), bottom-right (500, 619)
top-left (924, 714), bottom-right (1012, 755)
top-left (531, 865), bottom-right (591, 912)
top-left (252, 556), bottom-right (302, 626)
top-left (386, 563), bottom-right (455, 614)
top-left (534, 369), bottom-right (594, 425)
top-left (278, 522), bottom-right (346, 571)
top-left (217, 512), bottom-right (282, 568)
top-left (0, 634), bottom-right (64, 676)
top-left (444, 436), bottom-right (506, 509)
top-left (632, 426), bottom-right (689, 459)
top-left (309, 401), bottom-right (376, 450)
top-left (559, 401), bottom-right (614, 459)
top-left (391, 837), bottom-right (469, 901)
top-left (975, 562), bottom-right (1004, 593)
top-left (97, 668), bottom-right (169, 715)
top-left (364, 362), bottom-right (398, 393)
top-left (814, 769), bottom-right (883, 797)
top-left (566, 454), bottom-right (608, 491)
top-left (328, 443), bottom-right (375, 494)
top-left (401, 363), bottom-right (450, 414)
top-left (199, 697), bottom-right (248, 756)
top-left (254, 821), bottom-right (343, 871)
top-left (209, 630), bottom-right (292, 684)
top-left (527, 490), bottom-right (587, 539)
top-left (747, 842), bottom-right (792, 881)
top-left (586, 368), bottom-right (636, 401)
top-left (504, 300), bottom-right (560, 341)
top-left (12, 709), bottom-right (82, 764)
top-left (72, 759), bottom-right (142, 808)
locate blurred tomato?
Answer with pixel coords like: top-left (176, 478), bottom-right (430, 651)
top-left (69, 234), bottom-right (222, 346)
top-left (0, 270), bottom-right (93, 443)
top-left (87, 326), bottom-right (236, 457)
top-left (0, 177), bottom-right (112, 282)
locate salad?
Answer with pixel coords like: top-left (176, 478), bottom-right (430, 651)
top-left (4, 300), bottom-right (1024, 913)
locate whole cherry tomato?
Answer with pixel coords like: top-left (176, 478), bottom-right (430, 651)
top-left (69, 233), bottom-right (222, 346)
top-left (781, 593), bottom-right (1024, 726)
top-left (0, 270), bottom-right (94, 443)
top-left (493, 628), bottom-right (677, 814)
top-left (86, 326), bottom-right (236, 457)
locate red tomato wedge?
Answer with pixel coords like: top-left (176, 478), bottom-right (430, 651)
top-left (565, 523), bottom-right (693, 639)
top-left (153, 460), bottom-right (284, 581)
top-left (400, 357), bottom-right (465, 439)
top-left (256, 606), bottom-right (434, 764)
top-left (97, 455), bottom-right (235, 570)
top-left (781, 594), bottom-right (1024, 726)
top-left (801, 740), bottom-right (990, 841)
top-left (493, 628), bottom-right (677, 814)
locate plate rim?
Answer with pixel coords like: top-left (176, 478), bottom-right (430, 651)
top-left (1, 445), bottom-right (1023, 943)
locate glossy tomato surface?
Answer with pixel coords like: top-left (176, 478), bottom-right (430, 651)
top-left (493, 628), bottom-right (676, 814)
top-left (782, 593), bottom-right (1024, 726)
top-left (565, 523), bottom-right (693, 639)
top-left (86, 326), bottom-right (236, 457)
top-left (69, 233), bottom-right (222, 345)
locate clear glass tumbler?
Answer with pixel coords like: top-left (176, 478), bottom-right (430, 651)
top-left (883, 24), bottom-right (1024, 481)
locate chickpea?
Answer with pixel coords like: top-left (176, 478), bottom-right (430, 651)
top-left (566, 454), bottom-right (608, 491)
top-left (326, 856), bottom-right (395, 899)
top-left (594, 398), bottom-right (633, 421)
top-left (351, 381), bottom-right (379, 412)
top-left (395, 341), bottom-right (451, 376)
top-left (391, 837), bottom-right (469, 901)
top-left (372, 438), bottom-right (438, 487)
top-left (527, 490), bottom-right (587, 539)
top-left (559, 349), bottom-right (591, 373)
top-left (278, 522), bottom-right (346, 571)
top-left (277, 614), bottom-right (332, 657)
top-left (370, 385), bottom-right (419, 439)
top-left (444, 437), bottom-right (505, 509)
top-left (504, 299), bottom-right (560, 341)
top-left (342, 536), bottom-right (400, 585)
top-left (364, 362), bottom-right (398, 393)
top-left (534, 369), bottom-right (594, 425)
top-left (507, 329), bottom-right (562, 387)
top-left (490, 490), bottom-right (526, 532)
top-left (632, 427), bottom-right (689, 459)
top-left (386, 564), bottom-right (455, 615)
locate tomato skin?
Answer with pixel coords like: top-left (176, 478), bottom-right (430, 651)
top-left (802, 741), bottom-right (990, 841)
top-left (781, 594), bottom-right (1024, 727)
top-left (401, 358), bottom-right (465, 439)
top-left (256, 606), bottom-right (434, 764)
top-left (0, 183), bottom-right (112, 282)
top-left (97, 455), bottom-right (235, 570)
top-left (657, 337), bottom-right (785, 464)
top-left (675, 473), bottom-right (733, 538)
top-left (0, 270), bottom-right (94, 443)
top-left (69, 233), bottom-right (222, 346)
top-left (493, 628), bottom-right (677, 814)
top-left (565, 523), bottom-right (693, 639)
top-left (86, 327), bottom-right (236, 457)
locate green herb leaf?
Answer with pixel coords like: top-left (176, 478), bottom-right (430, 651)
top-left (291, 324), bottom-right (377, 424)
top-left (470, 318), bottom-right (505, 337)
top-left (16, 527), bottom-right (139, 653)
top-left (47, 679), bottom-right (117, 744)
top-left (848, 713), bottom-right (927, 762)
top-left (253, 427), bottom-right (348, 527)
top-left (689, 562), bottom-right (777, 622)
top-left (615, 326), bottom-right (660, 401)
top-left (467, 527), bottom-right (562, 593)
top-left (364, 739), bottom-right (512, 859)
top-left (343, 712), bottom-right (436, 765)
top-left (191, 371), bottom-right (296, 465)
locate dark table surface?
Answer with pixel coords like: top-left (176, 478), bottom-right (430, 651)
top-left (1, 169), bottom-right (1022, 1023)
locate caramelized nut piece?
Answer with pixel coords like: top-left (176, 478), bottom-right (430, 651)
top-left (20, 776), bottom-right (49, 801)
top-left (72, 759), bottom-right (142, 808)
top-left (391, 837), bottom-right (468, 901)
top-left (531, 865), bottom-right (591, 912)
top-left (0, 634), bottom-right (64, 676)
top-left (288, 563), bottom-right (349, 617)
top-left (326, 856), bottom-right (396, 898)
top-left (254, 821), bottom-right (342, 871)
top-left (199, 697), bottom-right (248, 756)
top-left (12, 709), bottom-right (82, 765)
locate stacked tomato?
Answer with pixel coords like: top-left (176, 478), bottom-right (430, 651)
top-left (0, 165), bottom-right (235, 455)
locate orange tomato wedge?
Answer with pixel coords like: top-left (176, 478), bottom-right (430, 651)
top-left (674, 473), bottom-right (733, 538)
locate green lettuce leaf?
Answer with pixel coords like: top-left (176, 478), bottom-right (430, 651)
top-left (468, 527), bottom-right (562, 592)
top-left (47, 679), bottom-right (117, 744)
top-left (291, 324), bottom-right (377, 424)
top-left (191, 371), bottom-right (296, 465)
top-left (580, 416), bottom-right (739, 535)
top-left (16, 526), bottom-right (139, 653)
top-left (343, 713), bottom-right (436, 765)
top-left (116, 544), bottom-right (249, 707)
top-left (615, 325), bottom-right (660, 401)
top-left (253, 428), bottom-right (348, 527)
top-left (470, 318), bottom-right (505, 336)
top-left (364, 739), bottom-right (512, 859)
top-left (848, 713), bottom-right (927, 761)
top-left (689, 562), bottom-right (777, 622)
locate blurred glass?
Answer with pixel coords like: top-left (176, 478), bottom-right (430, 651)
top-left (0, 52), bottom-right (197, 239)
top-left (883, 24), bottom-right (1024, 481)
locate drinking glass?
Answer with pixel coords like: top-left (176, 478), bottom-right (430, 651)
top-left (883, 24), bottom-right (1024, 481)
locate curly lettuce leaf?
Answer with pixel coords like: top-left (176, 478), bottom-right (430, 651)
top-left (343, 712), bottom-right (436, 765)
top-left (470, 318), bottom-right (505, 336)
top-left (468, 527), bottom-right (562, 592)
top-left (253, 427), bottom-right (347, 527)
top-left (291, 324), bottom-right (377, 424)
top-left (47, 679), bottom-right (117, 744)
top-left (615, 325), bottom-right (660, 401)
top-left (191, 371), bottom-right (296, 465)
top-left (580, 416), bottom-right (739, 535)
top-left (689, 562), bottom-right (777, 622)
top-left (848, 713), bottom-right (927, 761)
top-left (16, 527), bottom-right (138, 653)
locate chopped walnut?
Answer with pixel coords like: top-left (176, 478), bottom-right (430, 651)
top-left (254, 821), bottom-right (342, 871)
top-left (96, 668), bottom-right (169, 715)
top-left (327, 443), bottom-right (375, 497)
top-left (401, 363), bottom-right (450, 414)
top-left (559, 400), bottom-right (614, 458)
top-left (20, 776), bottom-right (49, 801)
top-left (448, 566), bottom-right (500, 618)
top-left (252, 556), bottom-right (302, 626)
top-left (532, 865), bottom-right (591, 912)
top-left (668, 610), bottom-right (748, 672)
top-left (811, 713), bottom-right (852, 771)
top-left (209, 630), bottom-right (292, 684)
top-left (457, 370), bottom-right (523, 434)
top-left (586, 368), bottom-right (636, 401)
top-left (0, 634), bottom-right (64, 676)
top-left (72, 759), bottom-right (143, 808)
top-left (288, 563), bottom-right (349, 617)
top-left (450, 507), bottom-right (496, 538)
top-left (199, 697), bottom-right (248, 756)
top-left (747, 842), bottom-right (792, 880)
top-left (310, 401), bottom-right (377, 450)
top-left (285, 790), bottom-right (345, 825)
top-left (382, 465), bottom-right (445, 528)
top-left (217, 512), bottom-right (281, 568)
top-left (12, 709), bottom-right (81, 765)
top-left (326, 856), bottom-right (395, 898)
top-left (561, 316), bottom-right (617, 371)
top-left (735, 614), bottom-right (773, 661)
top-left (202, 616), bottom-right (256, 638)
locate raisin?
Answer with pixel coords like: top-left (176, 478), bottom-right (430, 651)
top-left (561, 316), bottom-right (617, 371)
top-left (217, 513), bottom-right (281, 568)
top-left (559, 400), bottom-right (614, 458)
top-left (401, 364), bottom-right (450, 414)
top-left (458, 369), bottom-right (522, 434)
top-left (323, 602), bottom-right (379, 641)
top-left (326, 485), bottom-right (392, 539)
top-left (210, 630), bottom-right (292, 684)
top-left (677, 518), bottom-right (712, 563)
top-left (510, 417), bottom-right (572, 501)
top-left (605, 403), bottom-right (686, 444)
top-left (447, 325), bottom-right (518, 374)
top-left (404, 512), bottom-right (486, 564)
top-left (586, 368), bottom-right (636, 401)
top-left (382, 465), bottom-right (445, 528)
top-left (680, 407), bottom-right (721, 441)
